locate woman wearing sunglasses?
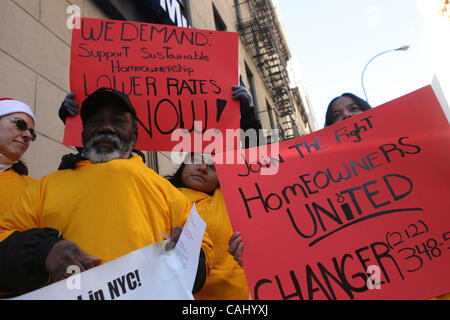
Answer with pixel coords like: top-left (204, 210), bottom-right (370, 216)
top-left (0, 98), bottom-right (37, 215)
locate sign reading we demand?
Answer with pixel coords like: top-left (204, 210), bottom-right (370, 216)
top-left (65, 17), bottom-right (239, 151)
top-left (215, 86), bottom-right (450, 300)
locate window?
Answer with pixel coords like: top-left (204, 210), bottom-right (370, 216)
top-left (213, 5), bottom-right (227, 31)
top-left (265, 98), bottom-right (276, 129)
top-left (177, 0), bottom-right (190, 22)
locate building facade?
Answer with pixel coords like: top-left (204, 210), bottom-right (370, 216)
top-left (0, 0), bottom-right (316, 179)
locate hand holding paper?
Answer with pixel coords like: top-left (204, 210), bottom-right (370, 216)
top-left (174, 204), bottom-right (207, 291)
top-left (46, 240), bottom-right (102, 282)
top-left (166, 226), bottom-right (183, 250)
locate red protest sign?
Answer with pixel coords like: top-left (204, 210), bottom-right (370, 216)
top-left (215, 86), bottom-right (450, 300)
top-left (65, 17), bottom-right (239, 151)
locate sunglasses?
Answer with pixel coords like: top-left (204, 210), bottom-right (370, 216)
top-left (9, 117), bottom-right (37, 141)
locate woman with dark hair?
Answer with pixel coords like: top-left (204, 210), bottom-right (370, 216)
top-left (166, 152), bottom-right (249, 300)
top-left (324, 93), bottom-right (372, 127)
top-left (0, 98), bottom-right (37, 215)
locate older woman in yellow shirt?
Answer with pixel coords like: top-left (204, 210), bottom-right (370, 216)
top-left (0, 98), bottom-right (37, 214)
top-left (0, 98), bottom-right (37, 298)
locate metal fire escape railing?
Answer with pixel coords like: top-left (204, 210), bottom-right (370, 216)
top-left (236, 0), bottom-right (299, 141)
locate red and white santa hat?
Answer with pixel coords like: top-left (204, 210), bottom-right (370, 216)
top-left (0, 98), bottom-right (36, 124)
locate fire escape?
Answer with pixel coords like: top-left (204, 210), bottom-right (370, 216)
top-left (235, 0), bottom-right (300, 142)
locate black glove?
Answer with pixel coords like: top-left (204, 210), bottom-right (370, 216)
top-left (232, 85), bottom-right (262, 148)
top-left (232, 85), bottom-right (254, 112)
top-left (58, 92), bottom-right (79, 124)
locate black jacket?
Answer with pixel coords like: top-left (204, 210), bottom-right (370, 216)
top-left (0, 228), bottom-right (63, 293)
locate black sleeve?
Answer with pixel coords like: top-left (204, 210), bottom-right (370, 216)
top-left (241, 106), bottom-right (263, 149)
top-left (192, 249), bottom-right (207, 294)
top-left (58, 104), bottom-right (69, 125)
top-left (0, 228), bottom-right (63, 293)
top-left (240, 106), bottom-right (262, 133)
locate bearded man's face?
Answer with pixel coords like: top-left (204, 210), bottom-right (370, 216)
top-left (81, 104), bottom-right (136, 163)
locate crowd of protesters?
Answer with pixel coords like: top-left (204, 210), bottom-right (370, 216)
top-left (0, 87), bottom-right (447, 300)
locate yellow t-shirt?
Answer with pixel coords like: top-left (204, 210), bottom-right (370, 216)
top-left (0, 157), bottom-right (213, 273)
top-left (0, 169), bottom-right (37, 298)
top-left (0, 169), bottom-right (36, 215)
top-left (180, 187), bottom-right (250, 300)
top-left (430, 293), bottom-right (450, 300)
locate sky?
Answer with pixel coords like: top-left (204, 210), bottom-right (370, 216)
top-left (275, 0), bottom-right (433, 129)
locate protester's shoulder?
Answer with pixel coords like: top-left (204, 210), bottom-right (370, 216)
top-left (145, 169), bottom-right (191, 201)
top-left (129, 156), bottom-right (161, 177)
top-left (1, 170), bottom-right (37, 185)
top-left (22, 174), bottom-right (38, 185)
top-left (130, 157), bottom-right (181, 189)
top-left (34, 167), bottom-right (74, 185)
top-left (214, 187), bottom-right (223, 198)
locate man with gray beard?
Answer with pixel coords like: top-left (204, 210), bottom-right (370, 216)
top-left (0, 88), bottom-right (213, 297)
top-left (79, 88), bottom-right (137, 164)
top-left (82, 133), bottom-right (132, 164)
